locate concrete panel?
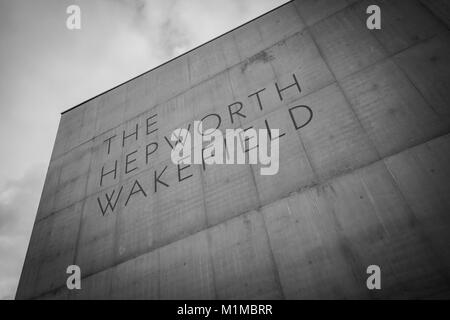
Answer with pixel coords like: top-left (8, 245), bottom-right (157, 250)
top-left (209, 211), bottom-right (283, 299)
top-left (95, 84), bottom-right (127, 136)
top-left (341, 59), bottom-right (449, 157)
top-left (228, 52), bottom-right (278, 121)
top-left (34, 202), bottom-right (82, 296)
top-left (159, 231), bottom-right (215, 299)
top-left (51, 99), bottom-right (98, 160)
top-left (152, 160), bottom-right (206, 250)
top-left (218, 33), bottom-right (242, 70)
top-left (15, 217), bottom-right (53, 299)
top-left (233, 20), bottom-right (266, 64)
top-left (394, 33), bottom-right (450, 116)
top-left (42, 142), bottom-right (93, 224)
top-left (38, 286), bottom-right (69, 300)
top-left (131, 55), bottom-right (190, 119)
top-left (87, 124), bottom-right (129, 197)
top-left (294, 0), bottom-right (350, 26)
top-left (310, 6), bottom-right (386, 79)
top-left (75, 191), bottom-right (119, 277)
top-left (58, 142), bottom-right (92, 185)
top-left (333, 148), bottom-right (450, 298)
top-left (107, 160), bottom-right (206, 262)
top-left (52, 174), bottom-right (88, 213)
top-left (143, 108), bottom-right (183, 166)
top-left (155, 81), bottom-right (195, 135)
top-left (192, 72), bottom-right (236, 122)
top-left (115, 173), bottom-right (156, 264)
top-left (351, 0), bottom-right (446, 54)
top-left (35, 157), bottom-right (62, 221)
top-left (203, 163), bottom-right (259, 227)
top-left (154, 54), bottom-right (192, 104)
top-left (229, 30), bottom-right (334, 125)
top-left (420, 0), bottom-right (450, 28)
top-left (50, 121), bottom-right (66, 163)
top-left (385, 135), bottom-right (450, 267)
top-left (70, 268), bottom-right (113, 300)
top-left (249, 105), bottom-right (317, 205)
top-left (124, 73), bottom-right (155, 121)
top-left (188, 40), bottom-right (229, 85)
top-left (264, 158), bottom-right (450, 299)
top-left (269, 30), bottom-right (334, 93)
top-left (232, 3), bottom-right (306, 61)
top-left (295, 84), bottom-right (379, 180)
top-left (262, 188), bottom-right (369, 299)
top-left (111, 249), bottom-right (159, 299)
top-left (257, 2), bottom-right (305, 49)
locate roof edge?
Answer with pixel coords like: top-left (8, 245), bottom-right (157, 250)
top-left (61, 0), bottom-right (293, 115)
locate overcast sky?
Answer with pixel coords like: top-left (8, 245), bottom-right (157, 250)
top-left (0, 0), bottom-right (288, 299)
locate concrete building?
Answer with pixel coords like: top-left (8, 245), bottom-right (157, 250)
top-left (17, 0), bottom-right (450, 299)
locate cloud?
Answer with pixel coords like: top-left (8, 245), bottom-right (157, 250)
top-left (0, 0), bottom-right (288, 300)
top-left (0, 163), bottom-right (46, 299)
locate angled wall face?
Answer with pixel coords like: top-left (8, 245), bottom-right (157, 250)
top-left (17, 0), bottom-right (450, 299)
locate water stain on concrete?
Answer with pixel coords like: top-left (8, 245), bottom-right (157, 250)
top-left (240, 50), bottom-right (275, 73)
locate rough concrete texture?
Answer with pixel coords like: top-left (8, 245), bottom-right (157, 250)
top-left (17, 0), bottom-right (450, 299)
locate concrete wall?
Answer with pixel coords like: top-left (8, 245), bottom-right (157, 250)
top-left (16, 0), bottom-right (450, 299)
